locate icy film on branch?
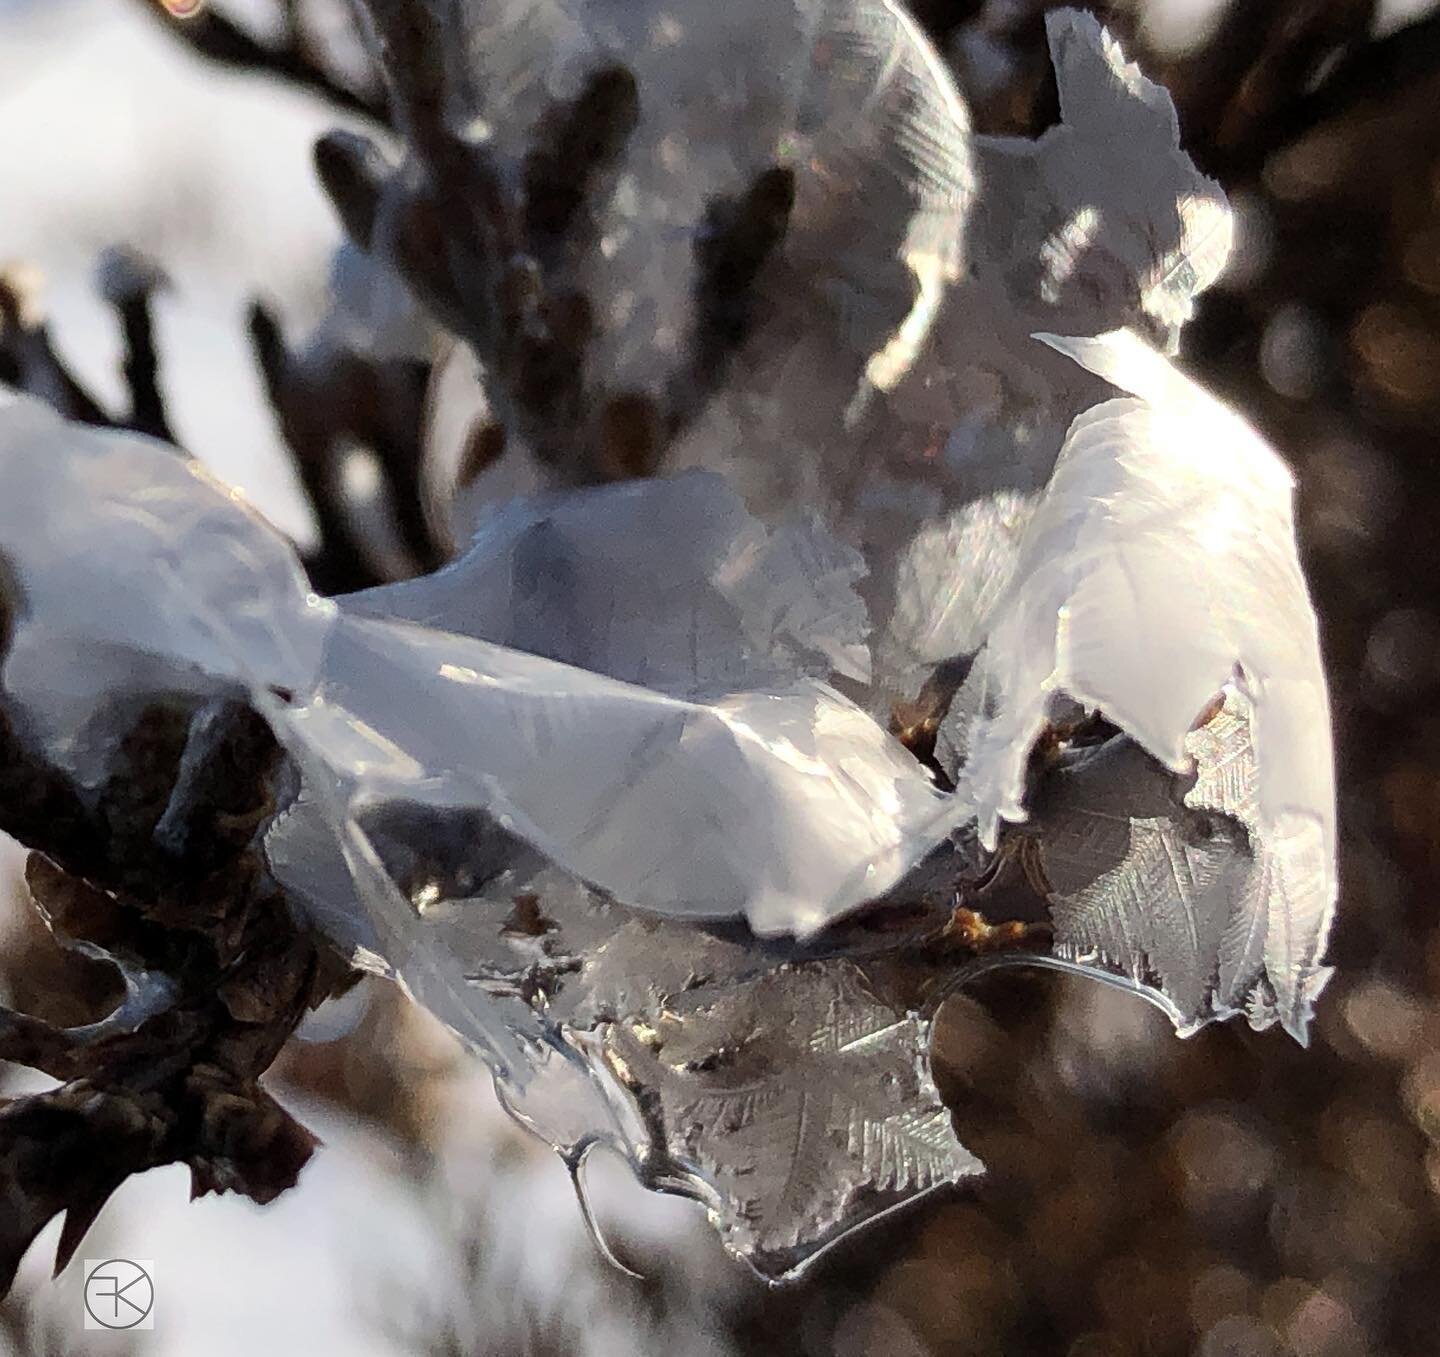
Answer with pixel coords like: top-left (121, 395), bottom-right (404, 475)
top-left (0, 2), bottom-right (1334, 1281)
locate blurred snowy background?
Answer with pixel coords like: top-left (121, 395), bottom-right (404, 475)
top-left (5, 0), bottom-right (1440, 1354)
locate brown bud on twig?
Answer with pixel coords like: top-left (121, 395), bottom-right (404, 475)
top-left (314, 130), bottom-right (392, 251)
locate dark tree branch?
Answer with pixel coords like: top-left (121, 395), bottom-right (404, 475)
top-left (248, 302), bottom-right (386, 593)
top-left (129, 0), bottom-right (389, 125)
top-left (248, 300), bottom-right (440, 594)
top-left (681, 167), bottom-right (796, 398)
top-left (313, 130), bottom-right (390, 251)
top-left (0, 660), bottom-right (345, 1294)
top-left (522, 64), bottom-right (640, 249)
top-left (0, 270), bottom-right (113, 430)
top-left (1, 258), bottom-right (188, 449)
top-left (97, 247), bottom-right (176, 443)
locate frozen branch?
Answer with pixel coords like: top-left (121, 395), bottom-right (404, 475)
top-left (323, 0), bottom-right (797, 484)
top-left (0, 573), bottom-right (350, 1288)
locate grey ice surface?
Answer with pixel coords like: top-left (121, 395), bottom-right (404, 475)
top-left (1026, 688), bottom-right (1331, 1041)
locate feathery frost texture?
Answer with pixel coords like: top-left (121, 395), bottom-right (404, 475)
top-left (0, 3), bottom-right (1333, 1278)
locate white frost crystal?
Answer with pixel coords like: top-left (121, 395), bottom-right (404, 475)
top-left (0, 405), bottom-right (945, 938)
top-left (956, 330), bottom-right (1335, 1039)
top-left (305, 617), bottom-right (948, 938)
top-left (0, 388), bottom-right (332, 775)
top-left (963, 331), bottom-right (1332, 861)
top-left (0, 2), bottom-right (1336, 1279)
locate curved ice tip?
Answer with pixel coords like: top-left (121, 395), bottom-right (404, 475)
top-left (1031, 328), bottom-right (1181, 405)
top-left (566, 1140), bottom-right (648, 1285)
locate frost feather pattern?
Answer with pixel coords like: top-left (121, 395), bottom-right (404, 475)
top-left (960, 330), bottom-right (1335, 1039)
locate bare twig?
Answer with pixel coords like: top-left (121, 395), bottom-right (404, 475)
top-left (0, 269), bottom-right (112, 430)
top-left (97, 248), bottom-right (176, 443)
top-left (249, 300), bottom-right (438, 593)
top-left (313, 130), bottom-right (389, 250)
top-left (670, 165), bottom-right (797, 431)
top-left (128, 0), bottom-right (389, 125)
top-left (2, 258), bottom-right (186, 446)
top-left (249, 302), bottom-right (385, 592)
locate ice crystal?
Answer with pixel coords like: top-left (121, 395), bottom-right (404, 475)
top-left (0, 3), bottom-right (1335, 1280)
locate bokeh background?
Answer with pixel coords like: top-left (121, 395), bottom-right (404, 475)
top-left (3, 0), bottom-right (1440, 1353)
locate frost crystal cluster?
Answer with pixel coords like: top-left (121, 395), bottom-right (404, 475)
top-left (0, 1), bottom-right (1334, 1279)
